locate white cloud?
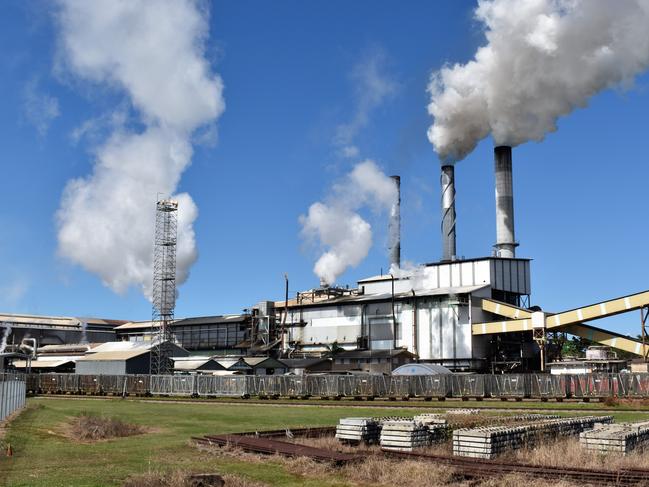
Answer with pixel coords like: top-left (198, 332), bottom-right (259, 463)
top-left (22, 78), bottom-right (60, 136)
top-left (300, 160), bottom-right (397, 285)
top-left (54, 0), bottom-right (225, 298)
top-left (334, 49), bottom-right (398, 156)
top-left (0, 277), bottom-right (29, 308)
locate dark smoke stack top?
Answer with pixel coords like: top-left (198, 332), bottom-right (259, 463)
top-left (388, 175), bottom-right (401, 270)
top-left (494, 146), bottom-right (518, 258)
top-left (441, 165), bottom-right (456, 261)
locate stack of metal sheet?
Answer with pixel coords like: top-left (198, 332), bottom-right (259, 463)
top-left (580, 422), bottom-right (649, 455)
top-left (380, 420), bottom-right (430, 452)
top-left (453, 416), bottom-right (613, 459)
top-left (335, 417), bottom-right (380, 444)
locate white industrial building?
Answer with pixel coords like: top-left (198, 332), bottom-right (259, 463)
top-left (267, 257), bottom-right (531, 371)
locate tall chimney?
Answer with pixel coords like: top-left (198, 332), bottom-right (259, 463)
top-left (388, 175), bottom-right (401, 271)
top-left (441, 165), bottom-right (456, 261)
top-left (494, 146), bottom-right (518, 258)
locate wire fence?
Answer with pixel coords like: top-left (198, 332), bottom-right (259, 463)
top-left (20, 372), bottom-right (649, 400)
top-left (1, 372), bottom-right (26, 422)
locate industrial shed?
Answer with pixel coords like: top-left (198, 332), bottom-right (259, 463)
top-left (172, 357), bottom-right (226, 374)
top-left (76, 349), bottom-right (152, 375)
top-left (332, 349), bottom-right (415, 374)
top-left (75, 341), bottom-right (188, 375)
top-left (242, 357), bottom-right (287, 375)
top-left (281, 357), bottom-right (332, 375)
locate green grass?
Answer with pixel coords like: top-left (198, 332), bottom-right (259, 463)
top-left (98, 394), bottom-right (649, 413)
top-left (2, 397), bottom-right (649, 487)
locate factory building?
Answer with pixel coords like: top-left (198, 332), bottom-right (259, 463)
top-left (268, 257), bottom-right (531, 371)
top-left (0, 313), bottom-right (122, 351)
top-left (115, 315), bottom-right (250, 355)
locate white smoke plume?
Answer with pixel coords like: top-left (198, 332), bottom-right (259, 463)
top-left (428, 0), bottom-right (649, 162)
top-left (54, 0), bottom-right (224, 297)
top-left (0, 323), bottom-right (12, 353)
top-left (300, 160), bottom-right (397, 285)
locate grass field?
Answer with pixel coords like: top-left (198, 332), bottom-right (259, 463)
top-left (2, 397), bottom-right (649, 487)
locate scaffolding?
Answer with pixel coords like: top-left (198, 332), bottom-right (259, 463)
top-left (150, 199), bottom-right (178, 375)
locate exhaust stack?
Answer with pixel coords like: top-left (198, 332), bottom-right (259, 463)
top-left (388, 175), bottom-right (401, 270)
top-left (494, 146), bottom-right (518, 258)
top-left (441, 165), bottom-right (456, 261)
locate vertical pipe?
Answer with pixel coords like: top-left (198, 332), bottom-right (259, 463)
top-left (494, 146), bottom-right (518, 258)
top-left (389, 176), bottom-right (401, 271)
top-left (441, 165), bottom-right (456, 261)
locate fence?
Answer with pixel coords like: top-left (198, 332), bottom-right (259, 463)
top-left (1, 372), bottom-right (26, 422)
top-left (21, 372), bottom-right (649, 400)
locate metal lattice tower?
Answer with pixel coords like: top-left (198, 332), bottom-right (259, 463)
top-left (150, 199), bottom-right (178, 375)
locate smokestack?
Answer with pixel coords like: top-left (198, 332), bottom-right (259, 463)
top-left (388, 175), bottom-right (401, 270)
top-left (494, 146), bottom-right (517, 258)
top-left (440, 165), bottom-right (456, 261)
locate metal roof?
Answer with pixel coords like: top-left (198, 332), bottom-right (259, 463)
top-left (214, 357), bottom-right (251, 370)
top-left (174, 315), bottom-right (248, 326)
top-left (115, 315), bottom-right (248, 331)
top-left (172, 358), bottom-right (225, 371)
top-left (13, 359), bottom-right (74, 369)
top-left (287, 284), bottom-right (488, 309)
top-left (392, 363), bottom-right (452, 375)
top-left (114, 321), bottom-right (160, 331)
top-left (76, 349), bottom-right (149, 361)
top-left (242, 357), bottom-right (287, 368)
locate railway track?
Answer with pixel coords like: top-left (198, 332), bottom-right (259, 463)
top-left (193, 433), bottom-right (360, 465)
top-left (384, 449), bottom-right (649, 486)
top-left (194, 428), bottom-right (649, 485)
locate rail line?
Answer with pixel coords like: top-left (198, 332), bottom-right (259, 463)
top-left (194, 428), bottom-right (649, 485)
top-left (384, 450), bottom-right (649, 485)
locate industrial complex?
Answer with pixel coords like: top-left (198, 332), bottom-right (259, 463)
top-left (2, 146), bottom-right (648, 378)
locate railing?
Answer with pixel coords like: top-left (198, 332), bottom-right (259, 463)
top-left (21, 372), bottom-right (649, 400)
top-left (1, 372), bottom-right (26, 421)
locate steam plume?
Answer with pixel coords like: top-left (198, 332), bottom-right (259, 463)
top-left (300, 160), bottom-right (397, 285)
top-left (0, 323), bottom-right (12, 353)
top-left (428, 0), bottom-right (649, 162)
top-left (54, 0), bottom-right (224, 296)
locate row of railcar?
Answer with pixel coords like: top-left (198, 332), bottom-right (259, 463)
top-left (24, 372), bottom-right (649, 400)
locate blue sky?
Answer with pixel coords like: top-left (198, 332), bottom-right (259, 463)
top-left (0, 1), bottom-right (648, 336)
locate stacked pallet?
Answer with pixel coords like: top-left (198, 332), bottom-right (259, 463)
top-left (414, 413), bottom-right (447, 425)
top-left (446, 409), bottom-right (481, 415)
top-left (335, 418), bottom-right (380, 444)
top-left (380, 420), bottom-right (431, 451)
top-left (453, 416), bottom-right (613, 459)
top-left (580, 422), bottom-right (649, 455)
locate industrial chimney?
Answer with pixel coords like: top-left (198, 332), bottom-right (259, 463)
top-left (494, 146), bottom-right (517, 258)
top-left (440, 165), bottom-right (456, 261)
top-left (388, 175), bottom-right (401, 270)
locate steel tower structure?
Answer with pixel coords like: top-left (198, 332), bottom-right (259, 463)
top-left (150, 199), bottom-right (178, 375)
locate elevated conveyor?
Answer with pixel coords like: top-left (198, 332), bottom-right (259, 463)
top-left (474, 294), bottom-right (649, 356)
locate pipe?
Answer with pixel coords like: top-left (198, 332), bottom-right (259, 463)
top-left (389, 176), bottom-right (401, 271)
top-left (494, 146), bottom-right (518, 258)
top-left (440, 165), bottom-right (456, 261)
top-left (411, 290), bottom-right (418, 359)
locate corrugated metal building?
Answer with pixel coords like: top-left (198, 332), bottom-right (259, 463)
top-left (75, 341), bottom-right (188, 375)
top-left (273, 257), bottom-right (532, 371)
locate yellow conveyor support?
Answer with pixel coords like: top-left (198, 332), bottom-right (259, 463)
top-left (472, 290), bottom-right (649, 356)
top-left (481, 298), bottom-right (532, 319)
top-left (473, 290), bottom-right (649, 336)
top-left (562, 323), bottom-right (649, 357)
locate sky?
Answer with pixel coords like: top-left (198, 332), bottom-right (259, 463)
top-left (0, 0), bottom-right (648, 336)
